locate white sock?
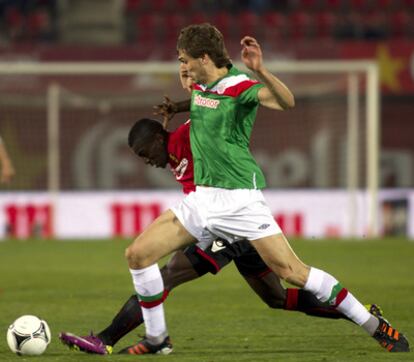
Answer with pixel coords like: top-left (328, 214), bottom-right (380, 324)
top-left (130, 264), bottom-right (167, 341)
top-left (304, 267), bottom-right (374, 329)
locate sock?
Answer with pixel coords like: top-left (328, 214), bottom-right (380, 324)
top-left (284, 288), bottom-right (349, 320)
top-left (97, 295), bottom-right (144, 346)
top-left (130, 264), bottom-right (168, 343)
top-left (304, 267), bottom-right (379, 335)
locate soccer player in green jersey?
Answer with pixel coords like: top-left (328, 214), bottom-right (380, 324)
top-left (123, 24), bottom-right (409, 354)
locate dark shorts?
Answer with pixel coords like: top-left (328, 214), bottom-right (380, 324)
top-left (184, 239), bottom-right (271, 278)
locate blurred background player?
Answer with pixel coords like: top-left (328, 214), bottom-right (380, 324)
top-left (0, 136), bottom-right (15, 184)
top-left (59, 69), bottom-right (382, 355)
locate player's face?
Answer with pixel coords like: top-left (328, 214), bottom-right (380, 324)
top-left (179, 63), bottom-right (193, 94)
top-left (133, 135), bottom-right (168, 168)
top-left (178, 49), bottom-right (207, 84)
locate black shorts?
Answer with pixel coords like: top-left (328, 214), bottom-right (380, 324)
top-left (184, 239), bottom-right (271, 278)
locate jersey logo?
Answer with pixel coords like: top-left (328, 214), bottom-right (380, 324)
top-left (258, 223), bottom-right (270, 230)
top-left (211, 239), bottom-right (226, 253)
top-left (170, 158), bottom-right (188, 180)
top-left (194, 94), bottom-right (220, 109)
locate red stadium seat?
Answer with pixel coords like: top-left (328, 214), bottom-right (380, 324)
top-left (401, 0), bottom-right (414, 8)
top-left (238, 11), bottom-right (259, 38)
top-left (296, 0), bottom-right (322, 10)
top-left (164, 13), bottom-right (186, 42)
top-left (324, 0), bottom-right (343, 11)
top-left (262, 12), bottom-right (288, 42)
top-left (377, 0), bottom-right (396, 10)
top-left (125, 0), bottom-right (142, 11)
top-left (190, 11), bottom-right (209, 25)
top-left (136, 13), bottom-right (160, 43)
top-left (211, 11), bottom-right (234, 40)
top-left (289, 11), bottom-right (315, 40)
top-left (315, 11), bottom-right (337, 39)
top-left (389, 10), bottom-right (411, 38)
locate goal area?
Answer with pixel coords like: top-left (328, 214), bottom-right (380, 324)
top-left (0, 60), bottom-right (380, 237)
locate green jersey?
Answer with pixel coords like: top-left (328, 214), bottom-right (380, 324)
top-left (190, 65), bottom-right (266, 189)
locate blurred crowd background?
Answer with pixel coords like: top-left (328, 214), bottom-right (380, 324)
top-left (0, 0), bottom-right (413, 48)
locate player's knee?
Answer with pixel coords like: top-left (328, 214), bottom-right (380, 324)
top-left (278, 266), bottom-right (309, 288)
top-left (125, 244), bottom-right (149, 269)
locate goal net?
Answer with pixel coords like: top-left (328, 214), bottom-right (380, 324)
top-left (0, 60), bottom-right (379, 237)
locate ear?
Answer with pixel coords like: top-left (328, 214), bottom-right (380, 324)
top-left (200, 54), bottom-right (209, 65)
top-left (155, 132), bottom-right (165, 144)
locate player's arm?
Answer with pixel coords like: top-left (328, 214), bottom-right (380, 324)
top-left (153, 66), bottom-right (192, 128)
top-left (241, 36), bottom-right (295, 111)
top-left (153, 97), bottom-right (191, 129)
top-left (0, 136), bottom-right (15, 184)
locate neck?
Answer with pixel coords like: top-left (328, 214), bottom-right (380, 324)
top-left (205, 66), bottom-right (228, 84)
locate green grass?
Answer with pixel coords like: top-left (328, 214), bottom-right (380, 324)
top-left (0, 238), bottom-right (413, 362)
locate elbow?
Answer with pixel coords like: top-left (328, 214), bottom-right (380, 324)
top-left (282, 96), bottom-right (295, 110)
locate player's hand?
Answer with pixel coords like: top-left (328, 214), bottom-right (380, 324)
top-left (240, 36), bottom-right (263, 72)
top-left (153, 95), bottom-right (178, 129)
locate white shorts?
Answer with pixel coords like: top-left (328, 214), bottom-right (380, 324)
top-left (171, 186), bottom-right (282, 250)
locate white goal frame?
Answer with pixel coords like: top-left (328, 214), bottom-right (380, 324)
top-left (0, 60), bottom-right (380, 237)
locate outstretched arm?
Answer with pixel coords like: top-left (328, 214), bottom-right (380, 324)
top-left (241, 36), bottom-right (295, 111)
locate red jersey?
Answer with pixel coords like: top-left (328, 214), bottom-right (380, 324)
top-left (167, 121), bottom-right (195, 194)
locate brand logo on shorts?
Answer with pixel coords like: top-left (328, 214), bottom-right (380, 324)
top-left (211, 239), bottom-right (226, 253)
top-left (258, 223), bottom-right (270, 230)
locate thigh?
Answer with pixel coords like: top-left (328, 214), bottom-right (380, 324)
top-left (127, 209), bottom-right (196, 268)
top-left (250, 233), bottom-right (310, 287)
top-left (233, 240), bottom-right (271, 277)
top-left (185, 239), bottom-right (245, 276)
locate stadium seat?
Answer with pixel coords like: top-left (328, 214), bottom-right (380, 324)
top-left (211, 11), bottom-right (234, 40)
top-left (314, 11), bottom-right (337, 39)
top-left (237, 11), bottom-right (259, 39)
top-left (401, 0), bottom-right (414, 8)
top-left (125, 0), bottom-right (142, 11)
top-left (190, 11), bottom-right (209, 25)
top-left (135, 13), bottom-right (160, 43)
top-left (4, 7), bottom-right (24, 40)
top-left (389, 10), bottom-right (411, 39)
top-left (289, 11), bottom-right (315, 40)
top-left (324, 0), bottom-right (344, 11)
top-left (151, 0), bottom-right (167, 12)
top-left (377, 0), bottom-right (397, 10)
top-left (164, 13), bottom-right (186, 42)
top-left (296, 0), bottom-right (323, 10)
top-left (262, 11), bottom-right (288, 42)
top-left (361, 11), bottom-right (388, 40)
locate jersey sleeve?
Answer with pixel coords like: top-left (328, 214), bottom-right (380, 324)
top-left (238, 82), bottom-right (264, 105)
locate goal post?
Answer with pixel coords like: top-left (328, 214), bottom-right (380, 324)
top-left (0, 60), bottom-right (380, 238)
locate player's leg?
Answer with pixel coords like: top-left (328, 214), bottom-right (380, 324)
top-left (123, 209), bottom-right (195, 354)
top-left (251, 233), bottom-right (409, 352)
top-left (100, 250), bottom-right (201, 347)
top-left (234, 245), bottom-right (350, 320)
top-left (59, 249), bottom-right (204, 354)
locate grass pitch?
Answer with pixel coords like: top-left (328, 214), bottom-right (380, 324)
top-left (0, 238), bottom-right (413, 362)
